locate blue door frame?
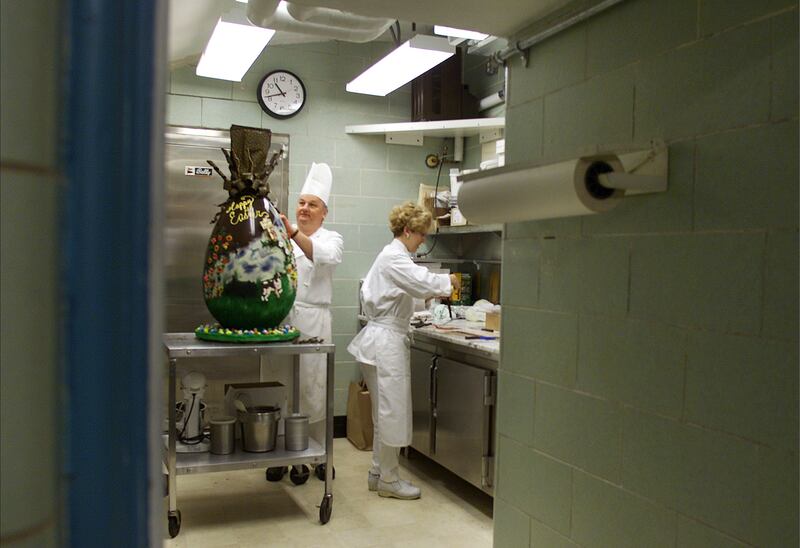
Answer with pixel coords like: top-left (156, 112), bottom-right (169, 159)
top-left (64, 1), bottom-right (159, 544)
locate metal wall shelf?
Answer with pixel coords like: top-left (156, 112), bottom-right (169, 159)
top-left (436, 224), bottom-right (503, 235)
top-left (345, 117), bottom-right (504, 145)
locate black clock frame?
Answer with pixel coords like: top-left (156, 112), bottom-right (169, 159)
top-left (257, 70), bottom-right (306, 120)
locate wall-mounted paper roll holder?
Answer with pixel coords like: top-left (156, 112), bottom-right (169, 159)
top-left (456, 140), bottom-right (669, 225)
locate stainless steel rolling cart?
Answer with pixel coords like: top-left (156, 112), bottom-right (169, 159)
top-left (162, 333), bottom-right (335, 538)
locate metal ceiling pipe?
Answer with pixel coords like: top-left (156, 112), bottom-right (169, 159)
top-left (486, 0), bottom-right (625, 73)
top-left (247, 0), bottom-right (394, 43)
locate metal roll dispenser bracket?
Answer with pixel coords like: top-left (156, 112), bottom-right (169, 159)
top-left (597, 140), bottom-right (669, 195)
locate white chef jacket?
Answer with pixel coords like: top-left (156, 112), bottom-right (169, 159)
top-left (348, 238), bottom-right (451, 446)
top-left (264, 226), bottom-right (342, 425)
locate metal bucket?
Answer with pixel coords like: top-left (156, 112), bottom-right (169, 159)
top-left (209, 416), bottom-right (236, 455)
top-left (238, 406), bottom-right (280, 452)
top-left (284, 414), bottom-right (309, 451)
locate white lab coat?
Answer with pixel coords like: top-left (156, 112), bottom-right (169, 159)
top-left (348, 239), bottom-right (451, 446)
top-left (263, 226), bottom-right (343, 425)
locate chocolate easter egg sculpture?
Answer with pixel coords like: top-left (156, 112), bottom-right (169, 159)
top-left (196, 125), bottom-right (299, 342)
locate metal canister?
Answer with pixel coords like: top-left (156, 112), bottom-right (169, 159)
top-left (284, 414), bottom-right (309, 451)
top-left (238, 406), bottom-right (280, 452)
top-left (209, 416), bottom-right (236, 455)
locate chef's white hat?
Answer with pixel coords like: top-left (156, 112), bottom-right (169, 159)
top-left (300, 162), bottom-right (333, 206)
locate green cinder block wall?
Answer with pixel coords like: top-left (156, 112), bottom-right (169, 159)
top-left (166, 41), bottom-right (450, 414)
top-left (494, 0), bottom-right (798, 546)
top-left (1, 0), bottom-right (62, 545)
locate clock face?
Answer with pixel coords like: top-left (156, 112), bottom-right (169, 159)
top-left (257, 70), bottom-right (306, 119)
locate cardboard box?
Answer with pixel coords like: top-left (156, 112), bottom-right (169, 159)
top-left (485, 311), bottom-right (501, 332)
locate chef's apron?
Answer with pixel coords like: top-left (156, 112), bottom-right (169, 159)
top-left (349, 316), bottom-right (412, 447)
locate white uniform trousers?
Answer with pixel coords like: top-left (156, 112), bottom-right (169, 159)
top-left (360, 362), bottom-right (401, 483)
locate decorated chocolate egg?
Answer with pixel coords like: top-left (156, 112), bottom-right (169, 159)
top-left (201, 125), bottom-right (297, 330)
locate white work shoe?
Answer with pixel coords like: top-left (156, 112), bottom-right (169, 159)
top-left (377, 479), bottom-right (421, 500)
top-left (368, 470), bottom-right (380, 491)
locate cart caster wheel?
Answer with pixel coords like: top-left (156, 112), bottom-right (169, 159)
top-left (315, 463), bottom-right (335, 481)
top-left (319, 494), bottom-right (333, 524)
top-left (167, 510), bottom-right (181, 538)
top-left (290, 465), bottom-right (310, 485)
top-left (266, 466), bottom-right (287, 482)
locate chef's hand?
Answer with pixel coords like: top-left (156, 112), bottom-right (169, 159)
top-left (279, 213), bottom-right (297, 238)
top-left (449, 274), bottom-right (461, 292)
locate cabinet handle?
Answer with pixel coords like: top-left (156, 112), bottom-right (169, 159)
top-left (430, 359), bottom-right (437, 405)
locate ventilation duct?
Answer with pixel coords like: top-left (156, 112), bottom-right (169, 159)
top-left (247, 0), bottom-right (395, 43)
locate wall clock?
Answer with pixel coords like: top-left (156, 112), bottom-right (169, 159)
top-left (257, 70), bottom-right (306, 119)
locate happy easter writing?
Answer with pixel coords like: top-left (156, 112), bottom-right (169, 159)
top-left (226, 196), bottom-right (267, 225)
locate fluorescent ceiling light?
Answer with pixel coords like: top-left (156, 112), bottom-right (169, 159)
top-left (434, 25), bottom-right (489, 41)
top-left (346, 35), bottom-right (455, 96)
top-left (196, 7), bottom-right (275, 82)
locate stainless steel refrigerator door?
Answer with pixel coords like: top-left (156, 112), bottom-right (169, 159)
top-left (432, 356), bottom-right (492, 491)
top-left (410, 347), bottom-right (435, 457)
top-left (164, 126), bottom-right (289, 333)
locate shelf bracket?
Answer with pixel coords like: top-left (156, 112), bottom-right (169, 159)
top-left (386, 132), bottom-right (423, 146)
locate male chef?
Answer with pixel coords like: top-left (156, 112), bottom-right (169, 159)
top-left (279, 162), bottom-right (343, 478)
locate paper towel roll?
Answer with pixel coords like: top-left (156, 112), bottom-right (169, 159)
top-left (457, 155), bottom-right (625, 225)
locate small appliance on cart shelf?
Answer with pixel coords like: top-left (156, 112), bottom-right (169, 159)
top-left (162, 334), bottom-right (335, 538)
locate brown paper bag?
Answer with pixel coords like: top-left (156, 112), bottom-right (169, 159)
top-left (346, 379), bottom-right (373, 451)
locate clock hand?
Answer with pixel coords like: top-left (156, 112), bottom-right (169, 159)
top-left (274, 83), bottom-right (286, 97)
top-left (264, 92), bottom-right (285, 98)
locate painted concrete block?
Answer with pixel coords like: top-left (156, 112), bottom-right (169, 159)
top-left (171, 65), bottom-right (232, 99)
top-left (700, 0), bottom-right (796, 36)
top-left (504, 218), bottom-right (581, 240)
top-left (493, 497), bottom-right (531, 548)
top-left (0, 0), bottom-right (59, 167)
top-left (509, 25), bottom-right (586, 105)
top-left (501, 308), bottom-right (577, 387)
top-left (330, 166), bottom-right (360, 197)
top-left (334, 136), bottom-right (386, 170)
top-left (685, 332), bottom-right (798, 451)
top-left (505, 99), bottom-right (543, 165)
top-left (695, 121), bottom-right (798, 230)
top-left (166, 94), bottom-right (202, 127)
top-left (534, 384), bottom-right (622, 481)
top-left (587, 0), bottom-right (696, 77)
top-left (529, 450), bottom-right (572, 535)
top-left (288, 133), bottom-right (336, 166)
top-left (334, 251), bottom-right (375, 280)
top-left (538, 239), bottom-right (581, 312)
top-left (543, 66), bottom-right (635, 159)
top-left (496, 371), bottom-right (534, 446)
top-left (501, 239), bottom-right (541, 309)
top-left (636, 20), bottom-right (771, 141)
top-left (771, 11), bottom-right (799, 121)
top-left (576, 237), bottom-right (629, 315)
top-left (331, 279), bottom-right (358, 307)
top-left (333, 196), bottom-right (391, 225)
top-left (201, 98), bottom-right (263, 130)
top-left (496, 435), bottom-right (532, 512)
top-left (530, 519), bottom-right (581, 547)
top-left (331, 306), bottom-right (359, 335)
top-left (572, 470), bottom-right (677, 548)
top-left (578, 316), bottom-right (686, 417)
top-left (677, 517), bottom-right (748, 548)
top-left (361, 170), bottom-right (423, 200)
top-left (629, 233), bottom-right (764, 333)
top-left (763, 230), bottom-right (799, 341)
top-left (0, 172), bottom-right (59, 535)
top-left (386, 138), bottom-right (446, 173)
top-left (622, 410), bottom-right (759, 542)
top-left (754, 446), bottom-right (800, 547)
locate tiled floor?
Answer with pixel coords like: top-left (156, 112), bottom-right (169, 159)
top-left (163, 438), bottom-right (494, 547)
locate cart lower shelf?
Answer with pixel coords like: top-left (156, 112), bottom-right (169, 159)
top-left (164, 435), bottom-right (327, 475)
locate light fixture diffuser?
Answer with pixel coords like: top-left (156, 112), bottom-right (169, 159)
top-left (346, 35), bottom-right (455, 96)
top-left (196, 8), bottom-right (275, 82)
top-left (434, 25), bottom-right (489, 42)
